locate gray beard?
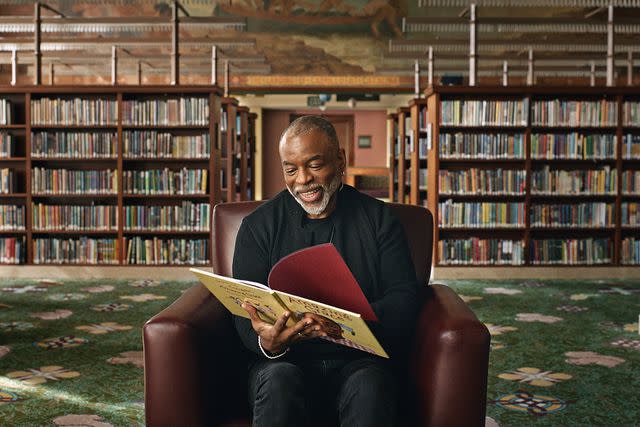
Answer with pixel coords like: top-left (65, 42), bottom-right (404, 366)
top-left (287, 174), bottom-right (343, 216)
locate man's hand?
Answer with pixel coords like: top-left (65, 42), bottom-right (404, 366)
top-left (242, 303), bottom-right (326, 354)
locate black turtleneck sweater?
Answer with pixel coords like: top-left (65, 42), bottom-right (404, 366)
top-left (232, 185), bottom-right (421, 361)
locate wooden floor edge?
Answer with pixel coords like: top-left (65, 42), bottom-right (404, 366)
top-left (432, 266), bottom-right (640, 280)
top-left (0, 266), bottom-right (638, 280)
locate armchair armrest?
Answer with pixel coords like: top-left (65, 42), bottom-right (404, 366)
top-left (410, 284), bottom-right (490, 427)
top-left (144, 284), bottom-right (246, 427)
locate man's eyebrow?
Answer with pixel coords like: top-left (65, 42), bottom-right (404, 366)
top-left (281, 155), bottom-right (324, 166)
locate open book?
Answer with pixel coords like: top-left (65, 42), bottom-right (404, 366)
top-left (190, 243), bottom-right (388, 358)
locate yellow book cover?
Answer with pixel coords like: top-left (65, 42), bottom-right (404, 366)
top-left (275, 290), bottom-right (388, 358)
top-left (190, 268), bottom-right (293, 326)
top-left (190, 255), bottom-right (389, 359)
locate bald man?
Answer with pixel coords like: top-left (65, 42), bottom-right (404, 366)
top-left (233, 115), bottom-right (420, 427)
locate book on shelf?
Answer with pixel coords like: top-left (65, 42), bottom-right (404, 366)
top-left (33, 237), bottom-right (119, 265)
top-left (0, 168), bottom-right (16, 194)
top-left (531, 133), bottom-right (616, 160)
top-left (31, 98), bottom-right (117, 125)
top-left (124, 236), bottom-right (208, 265)
top-left (530, 202), bottom-right (615, 228)
top-left (0, 132), bottom-right (13, 157)
top-left (438, 238), bottom-right (524, 266)
top-left (123, 131), bottom-right (210, 159)
top-left (31, 131), bottom-right (117, 159)
top-left (0, 237), bottom-right (25, 264)
top-left (0, 99), bottom-right (12, 125)
top-left (32, 203), bottom-right (117, 231)
top-left (122, 97), bottom-right (208, 126)
top-left (190, 243), bottom-right (388, 358)
top-left (531, 99), bottom-right (617, 127)
top-left (0, 205), bottom-right (25, 230)
top-left (530, 238), bottom-right (612, 265)
top-left (439, 133), bottom-right (525, 159)
top-left (624, 134), bottom-right (640, 159)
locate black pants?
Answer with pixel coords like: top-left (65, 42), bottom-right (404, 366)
top-left (247, 357), bottom-right (398, 427)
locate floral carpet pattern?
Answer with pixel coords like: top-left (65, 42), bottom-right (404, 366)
top-left (0, 278), bottom-right (639, 426)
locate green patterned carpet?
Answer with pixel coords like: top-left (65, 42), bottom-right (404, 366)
top-left (0, 278), bottom-right (638, 426)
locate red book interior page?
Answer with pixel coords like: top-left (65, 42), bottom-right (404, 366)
top-left (267, 243), bottom-right (378, 321)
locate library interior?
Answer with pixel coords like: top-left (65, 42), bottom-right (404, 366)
top-left (0, 2), bottom-right (639, 427)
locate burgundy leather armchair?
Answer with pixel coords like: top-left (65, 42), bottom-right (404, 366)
top-left (144, 201), bottom-right (490, 427)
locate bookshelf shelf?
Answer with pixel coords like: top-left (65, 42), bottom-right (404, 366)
top-left (394, 85), bottom-right (640, 267)
top-left (0, 85), bottom-right (255, 266)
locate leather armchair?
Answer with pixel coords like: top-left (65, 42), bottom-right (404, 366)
top-left (144, 201), bottom-right (490, 427)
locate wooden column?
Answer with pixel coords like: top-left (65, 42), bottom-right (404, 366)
top-left (171, 0), bottom-right (179, 85)
top-left (414, 60), bottom-right (420, 97)
top-left (111, 46), bottom-right (118, 85)
top-left (606, 5), bottom-right (614, 87)
top-left (502, 61), bottom-right (508, 86)
top-left (11, 50), bottom-right (17, 86)
top-left (224, 60), bottom-right (229, 97)
top-left (211, 45), bottom-right (218, 85)
top-left (627, 51), bottom-right (633, 86)
top-left (469, 3), bottom-right (477, 86)
top-left (34, 2), bottom-right (42, 85)
top-left (427, 46), bottom-right (433, 86)
top-left (527, 49), bottom-right (534, 86)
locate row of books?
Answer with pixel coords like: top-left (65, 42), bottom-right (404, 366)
top-left (123, 131), bottom-right (210, 158)
top-left (32, 203), bottom-right (117, 231)
top-left (622, 171), bottom-right (640, 193)
top-left (0, 100), bottom-right (11, 125)
top-left (124, 202), bottom-right (210, 231)
top-left (0, 132), bottom-right (12, 157)
top-left (122, 98), bottom-right (209, 126)
top-left (529, 238), bottom-right (612, 265)
top-left (530, 203), bottom-right (615, 227)
top-left (438, 238), bottom-right (525, 265)
top-left (439, 169), bottom-right (526, 195)
top-left (624, 134), bottom-right (640, 159)
top-left (623, 102), bottom-right (640, 126)
top-left (0, 205), bottom-right (25, 230)
top-left (1, 168), bottom-right (16, 194)
top-left (124, 237), bottom-right (208, 265)
top-left (31, 98), bottom-right (117, 125)
top-left (31, 132), bottom-right (117, 158)
top-left (33, 237), bottom-right (119, 264)
top-left (122, 168), bottom-right (208, 195)
top-left (438, 201), bottom-right (525, 228)
top-left (621, 238), bottom-right (640, 265)
top-left (0, 237), bottom-right (24, 264)
top-left (621, 203), bottom-right (640, 226)
top-left (32, 168), bottom-right (117, 194)
top-left (531, 167), bottom-right (617, 195)
top-left (441, 99), bottom-right (528, 127)
top-left (531, 100), bottom-right (617, 127)
top-left (439, 133), bottom-right (525, 159)
top-left (220, 109), bottom-right (229, 132)
top-left (402, 167), bottom-right (428, 190)
top-left (531, 133), bottom-right (616, 159)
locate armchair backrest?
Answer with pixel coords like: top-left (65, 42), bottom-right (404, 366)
top-left (212, 200), bottom-right (433, 284)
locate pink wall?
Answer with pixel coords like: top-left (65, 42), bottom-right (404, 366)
top-left (261, 109), bottom-right (388, 199)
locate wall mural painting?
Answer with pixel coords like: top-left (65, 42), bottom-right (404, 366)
top-left (2, 1), bottom-right (410, 86)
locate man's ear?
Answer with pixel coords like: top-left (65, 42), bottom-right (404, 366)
top-left (338, 148), bottom-right (346, 170)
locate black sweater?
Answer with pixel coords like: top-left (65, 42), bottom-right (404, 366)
top-left (232, 185), bottom-right (421, 361)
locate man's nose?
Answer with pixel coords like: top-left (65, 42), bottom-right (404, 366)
top-left (295, 168), bottom-right (312, 185)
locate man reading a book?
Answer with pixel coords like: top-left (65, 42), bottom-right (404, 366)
top-left (233, 115), bottom-right (420, 427)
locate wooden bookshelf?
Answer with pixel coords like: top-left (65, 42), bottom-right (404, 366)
top-left (394, 86), bottom-right (640, 267)
top-left (0, 86), bottom-right (254, 266)
top-left (387, 113), bottom-right (398, 202)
